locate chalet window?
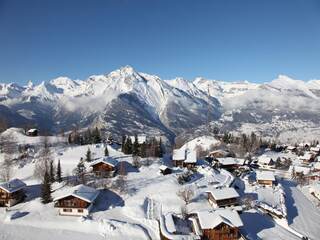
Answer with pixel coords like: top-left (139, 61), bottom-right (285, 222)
top-left (63, 208), bottom-right (72, 212)
top-left (77, 209), bottom-right (84, 213)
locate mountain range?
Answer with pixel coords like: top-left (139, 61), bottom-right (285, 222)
top-left (1, 66), bottom-right (320, 143)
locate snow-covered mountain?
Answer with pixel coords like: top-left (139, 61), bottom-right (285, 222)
top-left (0, 66), bottom-right (221, 141)
top-left (1, 67), bottom-right (320, 142)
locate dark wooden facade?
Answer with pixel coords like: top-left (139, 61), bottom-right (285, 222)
top-left (208, 193), bottom-right (238, 207)
top-left (54, 195), bottom-right (90, 209)
top-left (202, 223), bottom-right (240, 240)
top-left (0, 188), bottom-right (25, 207)
top-left (92, 162), bottom-right (115, 177)
top-left (173, 160), bottom-right (184, 167)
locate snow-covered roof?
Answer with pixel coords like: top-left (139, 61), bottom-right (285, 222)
top-left (310, 147), bottom-right (320, 152)
top-left (206, 187), bottom-right (239, 200)
top-left (0, 179), bottom-right (26, 193)
top-left (287, 146), bottom-right (297, 150)
top-left (310, 183), bottom-right (320, 194)
top-left (300, 152), bottom-right (313, 160)
top-left (90, 157), bottom-right (118, 167)
top-left (27, 128), bottom-right (37, 133)
top-left (313, 162), bottom-right (320, 170)
top-left (184, 149), bottom-right (197, 163)
top-left (164, 213), bottom-right (176, 234)
top-left (196, 209), bottom-right (243, 229)
top-left (159, 165), bottom-right (169, 171)
top-left (216, 157), bottom-right (245, 166)
top-left (54, 185), bottom-right (99, 203)
top-left (172, 148), bottom-right (186, 161)
top-left (291, 165), bottom-right (311, 175)
top-left (257, 156), bottom-right (274, 165)
top-left (256, 171), bottom-right (275, 181)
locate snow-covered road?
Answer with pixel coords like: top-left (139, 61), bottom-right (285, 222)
top-left (282, 180), bottom-right (320, 240)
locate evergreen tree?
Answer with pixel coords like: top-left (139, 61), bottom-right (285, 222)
top-left (74, 157), bottom-right (86, 184)
top-left (41, 169), bottom-right (52, 204)
top-left (104, 145), bottom-right (109, 156)
top-left (140, 143), bottom-right (147, 158)
top-left (85, 148), bottom-right (92, 162)
top-left (93, 127), bottom-right (101, 144)
top-left (56, 159), bottom-right (62, 182)
top-left (49, 160), bottom-right (55, 182)
top-left (125, 137), bottom-right (133, 154)
top-left (121, 135), bottom-right (126, 152)
top-left (158, 138), bottom-right (163, 158)
top-left (132, 135), bottom-right (139, 156)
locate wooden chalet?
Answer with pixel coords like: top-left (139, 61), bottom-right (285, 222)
top-left (159, 165), bottom-right (172, 175)
top-left (172, 148), bottom-right (185, 167)
top-left (206, 187), bottom-right (239, 208)
top-left (214, 158), bottom-right (245, 171)
top-left (190, 209), bottom-right (243, 240)
top-left (256, 171), bottom-right (275, 186)
top-left (54, 185), bottom-right (99, 216)
top-left (300, 152), bottom-right (315, 163)
top-left (0, 179), bottom-right (26, 207)
top-left (257, 156), bottom-right (275, 169)
top-left (90, 157), bottom-right (118, 177)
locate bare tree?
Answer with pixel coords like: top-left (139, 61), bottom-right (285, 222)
top-left (0, 135), bottom-right (17, 181)
top-left (112, 161), bottom-right (128, 194)
top-left (34, 136), bottom-right (52, 180)
top-left (132, 155), bottom-right (141, 169)
top-left (177, 186), bottom-right (195, 205)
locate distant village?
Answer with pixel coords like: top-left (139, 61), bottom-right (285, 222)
top-left (0, 126), bottom-right (319, 240)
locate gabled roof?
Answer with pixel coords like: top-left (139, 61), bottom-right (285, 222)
top-left (287, 146), bottom-right (297, 150)
top-left (257, 156), bottom-right (274, 165)
top-left (54, 185), bottom-right (99, 203)
top-left (159, 165), bottom-right (169, 171)
top-left (27, 128), bottom-right (37, 133)
top-left (172, 148), bottom-right (186, 161)
top-left (196, 209), bottom-right (243, 229)
top-left (216, 157), bottom-right (245, 166)
top-left (206, 187), bottom-right (239, 200)
top-left (90, 157), bottom-right (118, 167)
top-left (256, 171), bottom-right (275, 181)
top-left (184, 149), bottom-right (197, 163)
top-left (0, 179), bottom-right (26, 193)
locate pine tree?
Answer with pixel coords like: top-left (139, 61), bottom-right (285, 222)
top-left (49, 160), bottom-right (55, 182)
top-left (132, 135), bottom-right (139, 156)
top-left (93, 127), bottom-right (101, 144)
top-left (41, 169), bottom-right (52, 204)
top-left (158, 138), bottom-right (163, 158)
top-left (125, 138), bottom-right (133, 154)
top-left (121, 135), bottom-right (126, 152)
top-left (74, 157), bottom-right (86, 184)
top-left (104, 145), bottom-right (109, 156)
top-left (56, 159), bottom-right (62, 182)
top-left (85, 148), bottom-right (92, 162)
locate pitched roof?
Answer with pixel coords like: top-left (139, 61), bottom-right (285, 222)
top-left (90, 157), bottom-right (118, 167)
top-left (257, 156), bottom-right (274, 165)
top-left (206, 187), bottom-right (239, 200)
top-left (0, 179), bottom-right (26, 193)
top-left (216, 157), bottom-right (245, 166)
top-left (196, 209), bottom-right (243, 229)
top-left (159, 165), bottom-right (169, 171)
top-left (172, 148), bottom-right (186, 161)
top-left (184, 149), bottom-right (197, 163)
top-left (54, 185), bottom-right (99, 203)
top-left (256, 171), bottom-right (275, 181)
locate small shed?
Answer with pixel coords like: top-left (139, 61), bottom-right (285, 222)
top-left (159, 165), bottom-right (172, 175)
top-left (26, 128), bottom-right (38, 136)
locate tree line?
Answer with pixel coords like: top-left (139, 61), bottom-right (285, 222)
top-left (121, 135), bottom-right (163, 158)
top-left (68, 127), bottom-right (102, 145)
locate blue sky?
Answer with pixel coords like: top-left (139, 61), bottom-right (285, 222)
top-left (1, 0), bottom-right (320, 84)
